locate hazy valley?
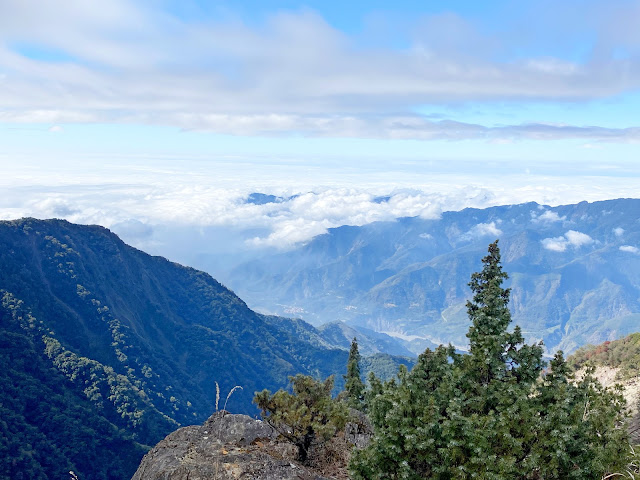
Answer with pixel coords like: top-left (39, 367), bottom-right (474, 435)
top-left (219, 198), bottom-right (640, 355)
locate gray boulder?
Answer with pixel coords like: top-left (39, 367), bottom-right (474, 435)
top-left (131, 412), bottom-right (328, 479)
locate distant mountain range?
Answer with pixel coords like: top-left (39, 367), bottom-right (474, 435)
top-left (0, 218), bottom-right (410, 480)
top-left (224, 198), bottom-right (640, 355)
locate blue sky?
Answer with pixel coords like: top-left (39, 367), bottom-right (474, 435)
top-left (1, 0), bottom-right (639, 253)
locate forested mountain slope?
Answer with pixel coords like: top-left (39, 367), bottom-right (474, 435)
top-left (0, 218), bottom-right (364, 479)
top-left (0, 302), bottom-right (147, 479)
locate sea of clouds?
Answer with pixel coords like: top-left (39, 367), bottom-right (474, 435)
top-left (2, 164), bottom-right (639, 266)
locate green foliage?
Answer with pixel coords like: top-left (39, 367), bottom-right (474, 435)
top-left (0, 296), bottom-right (146, 480)
top-left (343, 337), bottom-right (366, 410)
top-left (254, 374), bottom-right (349, 463)
top-left (350, 240), bottom-right (635, 480)
top-left (527, 353), bottom-right (633, 479)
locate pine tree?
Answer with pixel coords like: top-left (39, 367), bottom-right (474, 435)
top-left (343, 337), bottom-right (366, 410)
top-left (254, 374), bottom-right (348, 463)
top-left (351, 345), bottom-right (457, 479)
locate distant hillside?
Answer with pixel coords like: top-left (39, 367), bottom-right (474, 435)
top-left (567, 333), bottom-right (640, 442)
top-left (261, 314), bottom-right (414, 357)
top-left (0, 218), bottom-right (411, 479)
top-left (568, 333), bottom-right (640, 381)
top-left (225, 198), bottom-right (640, 354)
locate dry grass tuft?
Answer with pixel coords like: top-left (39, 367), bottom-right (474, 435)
top-left (224, 386), bottom-right (243, 412)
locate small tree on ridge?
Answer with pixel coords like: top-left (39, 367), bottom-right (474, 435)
top-left (254, 374), bottom-right (348, 463)
top-left (343, 337), bottom-right (366, 411)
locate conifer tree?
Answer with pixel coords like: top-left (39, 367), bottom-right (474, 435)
top-left (343, 337), bottom-right (366, 410)
top-left (453, 240), bottom-right (546, 476)
top-left (465, 240), bottom-right (544, 388)
top-left (468, 241), bottom-right (524, 377)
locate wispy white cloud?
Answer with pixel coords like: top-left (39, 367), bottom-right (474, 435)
top-left (5, 109), bottom-right (640, 141)
top-left (0, 185), bottom-right (451, 248)
top-left (2, 151), bottom-right (640, 251)
top-left (542, 230), bottom-right (594, 252)
top-left (613, 227), bottom-right (625, 237)
top-left (620, 245), bottom-right (639, 254)
top-left (0, 179), bottom-right (560, 249)
top-left (245, 190), bottom-right (444, 247)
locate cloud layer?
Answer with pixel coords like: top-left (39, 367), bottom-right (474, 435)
top-left (0, 185), bottom-right (477, 248)
top-left (2, 174), bottom-right (637, 251)
top-left (1, 1), bottom-right (640, 140)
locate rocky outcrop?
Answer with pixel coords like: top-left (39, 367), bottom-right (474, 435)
top-left (131, 412), bottom-right (330, 479)
top-left (343, 410), bottom-right (372, 449)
